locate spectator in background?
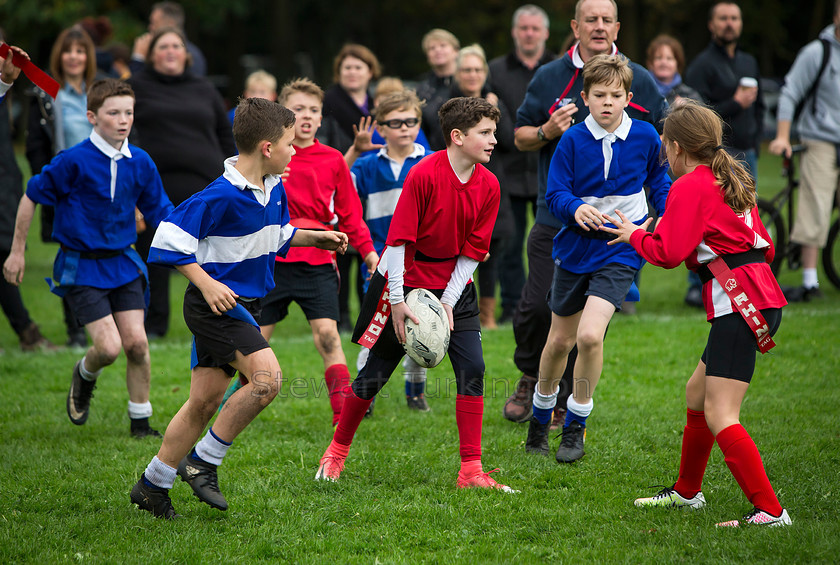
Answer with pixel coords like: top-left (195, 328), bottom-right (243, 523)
top-left (26, 25), bottom-right (101, 348)
top-left (227, 69), bottom-right (278, 125)
top-left (106, 43), bottom-right (132, 80)
top-left (128, 27), bottom-right (235, 338)
top-left (0, 35), bottom-right (54, 351)
top-left (416, 29), bottom-right (460, 148)
top-left (646, 34), bottom-right (704, 309)
top-left (769, 2), bottom-right (840, 302)
top-left (132, 1), bottom-right (207, 77)
top-left (646, 34), bottom-right (702, 105)
top-left (323, 43), bottom-right (381, 154)
top-left (685, 1), bottom-right (763, 177)
top-left (489, 4), bottom-right (556, 324)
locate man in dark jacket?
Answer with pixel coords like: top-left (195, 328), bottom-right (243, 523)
top-left (489, 4), bottom-right (555, 325)
top-left (685, 1), bottom-right (763, 176)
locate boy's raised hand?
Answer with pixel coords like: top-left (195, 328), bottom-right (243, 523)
top-left (391, 301), bottom-right (420, 344)
top-left (1, 44), bottom-right (29, 82)
top-left (600, 209), bottom-right (652, 245)
top-left (574, 203), bottom-right (606, 231)
top-left (351, 116), bottom-right (384, 154)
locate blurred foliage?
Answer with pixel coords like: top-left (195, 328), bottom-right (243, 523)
top-left (0, 0), bottom-right (833, 103)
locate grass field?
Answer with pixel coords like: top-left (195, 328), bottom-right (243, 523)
top-left (1, 151), bottom-right (839, 563)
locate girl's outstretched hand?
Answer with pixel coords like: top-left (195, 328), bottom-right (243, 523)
top-left (600, 210), bottom-right (652, 245)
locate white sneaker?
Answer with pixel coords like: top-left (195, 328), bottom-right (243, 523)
top-left (634, 486), bottom-right (706, 509)
top-left (716, 507), bottom-right (791, 527)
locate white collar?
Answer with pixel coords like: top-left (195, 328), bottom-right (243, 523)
top-left (223, 156), bottom-right (281, 195)
top-left (584, 111), bottom-right (632, 141)
top-left (377, 142), bottom-right (426, 162)
top-left (572, 42), bottom-right (619, 69)
top-left (89, 130), bottom-right (132, 159)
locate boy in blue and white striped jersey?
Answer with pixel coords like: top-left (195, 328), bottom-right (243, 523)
top-left (130, 98), bottom-right (348, 519)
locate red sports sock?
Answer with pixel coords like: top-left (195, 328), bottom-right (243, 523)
top-left (325, 364), bottom-right (351, 425)
top-left (332, 387), bottom-right (371, 447)
top-left (673, 408), bottom-right (715, 498)
top-left (717, 423), bottom-right (783, 516)
top-left (456, 394), bottom-right (483, 463)
top-left (459, 459), bottom-right (482, 477)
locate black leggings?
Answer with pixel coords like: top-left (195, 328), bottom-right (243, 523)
top-left (351, 329), bottom-right (485, 399)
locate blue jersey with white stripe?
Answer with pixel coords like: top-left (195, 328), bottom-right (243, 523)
top-left (149, 159), bottom-right (297, 298)
top-left (351, 144), bottom-right (431, 254)
top-left (546, 116), bottom-right (670, 273)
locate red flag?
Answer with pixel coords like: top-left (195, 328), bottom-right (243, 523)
top-left (0, 44), bottom-right (60, 99)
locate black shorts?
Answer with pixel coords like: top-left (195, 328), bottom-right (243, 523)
top-left (701, 308), bottom-right (783, 383)
top-left (65, 276), bottom-right (146, 326)
top-left (548, 262), bottom-right (637, 316)
top-left (183, 284), bottom-right (270, 377)
top-left (352, 270), bottom-right (480, 360)
top-left (260, 262), bottom-right (339, 324)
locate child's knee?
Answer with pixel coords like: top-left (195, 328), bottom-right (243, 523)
top-left (315, 326), bottom-right (341, 356)
top-left (547, 332), bottom-right (576, 356)
top-left (92, 338), bottom-right (122, 366)
top-left (250, 368), bottom-right (281, 404)
top-left (576, 328), bottom-right (605, 352)
top-left (123, 339), bottom-right (149, 365)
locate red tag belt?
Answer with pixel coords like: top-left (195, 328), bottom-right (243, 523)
top-left (0, 44), bottom-right (60, 99)
top-left (707, 256), bottom-right (776, 353)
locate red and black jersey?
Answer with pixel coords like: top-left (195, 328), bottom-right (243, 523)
top-left (278, 140), bottom-right (375, 265)
top-left (386, 151), bottom-right (500, 289)
top-left (629, 165), bottom-right (786, 320)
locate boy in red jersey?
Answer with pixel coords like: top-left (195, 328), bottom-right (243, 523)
top-left (258, 78), bottom-right (378, 425)
top-left (315, 97), bottom-right (518, 492)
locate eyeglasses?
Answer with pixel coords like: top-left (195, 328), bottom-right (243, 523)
top-left (381, 118), bottom-right (420, 129)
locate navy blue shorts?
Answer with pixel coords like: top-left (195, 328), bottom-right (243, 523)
top-left (64, 276), bottom-right (146, 326)
top-left (548, 262), bottom-right (637, 316)
top-left (260, 262), bottom-right (339, 324)
top-left (183, 284), bottom-right (269, 378)
top-left (702, 308), bottom-right (783, 383)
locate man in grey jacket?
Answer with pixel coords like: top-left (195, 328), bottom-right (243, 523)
top-left (769, 0), bottom-right (840, 301)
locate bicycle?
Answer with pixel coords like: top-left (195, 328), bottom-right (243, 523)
top-left (757, 144), bottom-right (840, 290)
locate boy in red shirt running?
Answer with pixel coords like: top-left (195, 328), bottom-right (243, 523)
top-left (315, 97), bottom-right (518, 492)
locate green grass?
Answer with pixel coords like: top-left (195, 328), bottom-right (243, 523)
top-left (1, 151), bottom-right (839, 563)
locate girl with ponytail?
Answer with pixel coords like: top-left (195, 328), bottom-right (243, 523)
top-left (601, 100), bottom-right (791, 528)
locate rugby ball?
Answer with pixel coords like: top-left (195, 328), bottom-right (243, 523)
top-left (402, 289), bottom-right (450, 368)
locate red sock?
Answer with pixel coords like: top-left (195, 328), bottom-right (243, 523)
top-left (456, 394), bottom-right (483, 463)
top-left (717, 424), bottom-right (783, 516)
top-left (673, 408), bottom-right (715, 498)
top-left (332, 387), bottom-right (371, 447)
top-left (325, 364), bottom-right (350, 425)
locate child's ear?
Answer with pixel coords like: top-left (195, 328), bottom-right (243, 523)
top-left (626, 91), bottom-right (634, 104)
top-left (261, 140), bottom-right (272, 159)
top-left (450, 128), bottom-right (464, 147)
top-left (86, 110), bottom-right (96, 126)
top-left (580, 90), bottom-right (589, 107)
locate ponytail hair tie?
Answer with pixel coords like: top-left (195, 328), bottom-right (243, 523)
top-left (713, 145), bottom-right (724, 152)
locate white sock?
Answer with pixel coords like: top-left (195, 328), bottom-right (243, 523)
top-left (567, 395), bottom-right (594, 418)
top-left (144, 456), bottom-right (177, 489)
top-left (79, 356), bottom-right (102, 381)
top-left (803, 268), bottom-right (819, 289)
top-left (402, 356), bottom-right (427, 383)
top-left (533, 384), bottom-right (559, 410)
top-left (128, 400), bottom-right (153, 419)
top-left (356, 347), bottom-right (369, 373)
top-left (195, 427), bottom-right (231, 466)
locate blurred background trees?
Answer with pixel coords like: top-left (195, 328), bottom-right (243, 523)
top-left (1, 0), bottom-right (832, 106)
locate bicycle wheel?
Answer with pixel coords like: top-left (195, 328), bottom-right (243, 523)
top-left (822, 219), bottom-right (840, 290)
top-left (758, 198), bottom-right (786, 275)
